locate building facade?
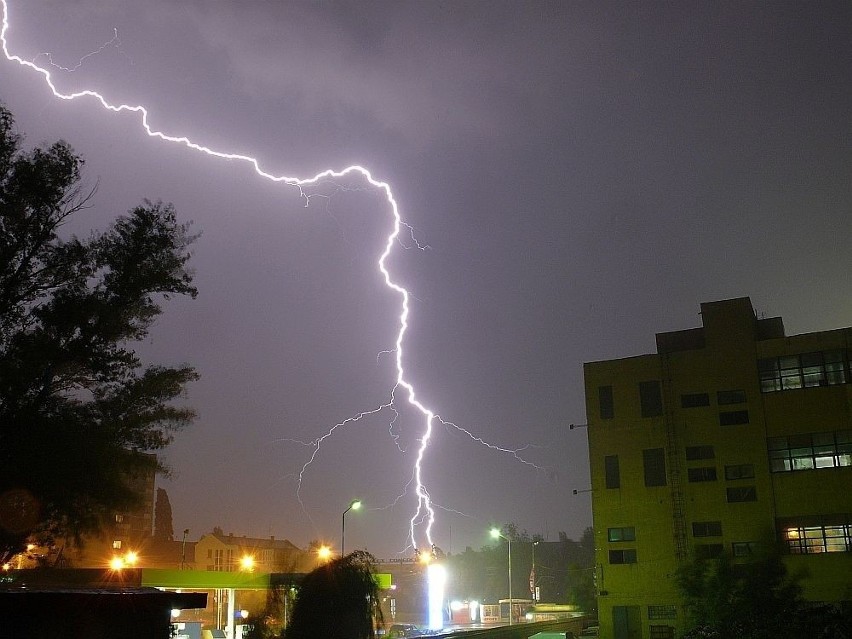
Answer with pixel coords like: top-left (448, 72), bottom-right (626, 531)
top-left (584, 297), bottom-right (852, 639)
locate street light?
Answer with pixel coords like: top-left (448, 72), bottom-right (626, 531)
top-left (341, 499), bottom-right (362, 555)
top-left (490, 527), bottom-right (513, 626)
top-left (531, 541), bottom-right (540, 602)
top-left (317, 545), bottom-right (332, 563)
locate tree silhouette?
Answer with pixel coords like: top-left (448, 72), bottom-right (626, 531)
top-left (153, 488), bottom-right (174, 541)
top-left (0, 103), bottom-right (198, 562)
top-left (285, 550), bottom-right (383, 639)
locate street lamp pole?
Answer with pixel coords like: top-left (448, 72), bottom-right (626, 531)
top-left (341, 499), bottom-right (362, 556)
top-left (490, 528), bottom-right (513, 626)
top-left (531, 541), bottom-right (539, 602)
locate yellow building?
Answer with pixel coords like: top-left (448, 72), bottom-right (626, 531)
top-left (583, 297), bottom-right (852, 639)
top-left (194, 532), bottom-right (314, 573)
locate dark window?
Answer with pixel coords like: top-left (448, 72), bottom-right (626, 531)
top-left (695, 544), bottom-right (724, 559)
top-left (649, 626), bottom-right (675, 639)
top-left (725, 463), bottom-right (755, 480)
top-left (732, 542), bottom-right (758, 557)
top-left (727, 486), bottom-right (757, 502)
top-left (719, 410), bottom-right (749, 426)
top-left (639, 381), bottom-right (663, 417)
top-left (599, 385), bottom-right (614, 419)
top-left (605, 455), bottom-right (621, 488)
top-left (717, 389), bottom-right (747, 405)
top-left (687, 467), bottom-right (717, 482)
top-left (685, 445), bottom-right (715, 460)
top-left (609, 549), bottom-right (637, 564)
top-left (692, 521), bottom-right (722, 537)
top-left (681, 393), bottom-right (710, 408)
top-left (643, 448), bottom-right (667, 487)
top-left (647, 606), bottom-right (677, 620)
top-left (608, 526), bottom-right (636, 542)
top-left (768, 430), bottom-right (852, 472)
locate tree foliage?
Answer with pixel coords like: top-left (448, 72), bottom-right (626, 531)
top-left (676, 549), bottom-right (850, 639)
top-left (0, 103), bottom-right (198, 561)
top-left (285, 550), bottom-right (384, 639)
top-left (153, 488), bottom-right (174, 541)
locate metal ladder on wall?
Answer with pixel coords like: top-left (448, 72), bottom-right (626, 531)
top-left (661, 352), bottom-right (689, 562)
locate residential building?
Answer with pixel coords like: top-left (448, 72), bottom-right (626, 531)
top-left (583, 297), bottom-right (852, 639)
top-left (194, 532), bottom-right (314, 573)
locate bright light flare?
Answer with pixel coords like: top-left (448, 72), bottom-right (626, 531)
top-left (239, 555), bottom-right (255, 571)
top-left (109, 556), bottom-right (125, 571)
top-left (426, 563), bottom-right (446, 631)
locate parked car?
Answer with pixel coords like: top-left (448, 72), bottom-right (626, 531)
top-left (387, 623), bottom-right (421, 638)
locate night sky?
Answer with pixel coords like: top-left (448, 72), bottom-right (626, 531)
top-left (3, 1), bottom-right (851, 558)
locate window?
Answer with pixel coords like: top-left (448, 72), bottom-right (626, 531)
top-left (717, 389), bottom-right (747, 405)
top-left (643, 448), bottom-right (667, 486)
top-left (681, 393), bottom-right (709, 408)
top-left (732, 542), bottom-right (758, 557)
top-left (114, 514), bottom-right (124, 523)
top-left (685, 445), bottom-right (715, 460)
top-left (112, 540), bottom-right (122, 549)
top-left (692, 521), bottom-right (722, 537)
top-left (647, 605), bottom-right (677, 620)
top-left (719, 410), bottom-right (749, 425)
top-left (605, 455), bottom-right (621, 489)
top-left (725, 463), bottom-right (755, 480)
top-left (639, 381), bottom-right (663, 417)
top-left (784, 522), bottom-right (852, 554)
top-left (768, 430), bottom-right (852, 472)
top-left (759, 350), bottom-right (849, 393)
top-left (727, 486), bottom-right (757, 502)
top-left (695, 544), bottom-right (724, 559)
top-left (608, 526), bottom-right (636, 542)
top-left (609, 549), bottom-right (637, 564)
top-left (687, 467), bottom-right (717, 482)
top-left (599, 385), bottom-right (614, 419)
top-left (649, 626), bottom-right (675, 639)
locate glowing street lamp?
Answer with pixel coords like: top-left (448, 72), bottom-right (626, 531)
top-left (317, 545), bottom-right (332, 562)
top-left (341, 499), bottom-right (362, 555)
top-left (239, 554), bottom-right (255, 572)
top-left (490, 527), bottom-right (513, 626)
top-left (124, 550), bottom-right (139, 566)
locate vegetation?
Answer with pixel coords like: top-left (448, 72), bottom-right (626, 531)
top-left (153, 488), bottom-right (174, 541)
top-left (445, 525), bottom-right (595, 611)
top-left (0, 103), bottom-right (198, 562)
top-left (285, 550), bottom-right (384, 639)
top-left (677, 549), bottom-right (851, 639)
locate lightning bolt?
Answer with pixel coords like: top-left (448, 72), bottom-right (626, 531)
top-left (1, 0), bottom-right (544, 552)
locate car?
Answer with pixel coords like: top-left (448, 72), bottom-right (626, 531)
top-left (387, 623), bottom-right (421, 638)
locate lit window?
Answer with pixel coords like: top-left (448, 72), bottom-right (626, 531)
top-left (608, 527), bottom-right (636, 542)
top-left (759, 350), bottom-right (849, 393)
top-left (768, 430), bottom-right (852, 472)
top-left (112, 540), bottom-right (122, 549)
top-left (783, 523), bottom-right (852, 554)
